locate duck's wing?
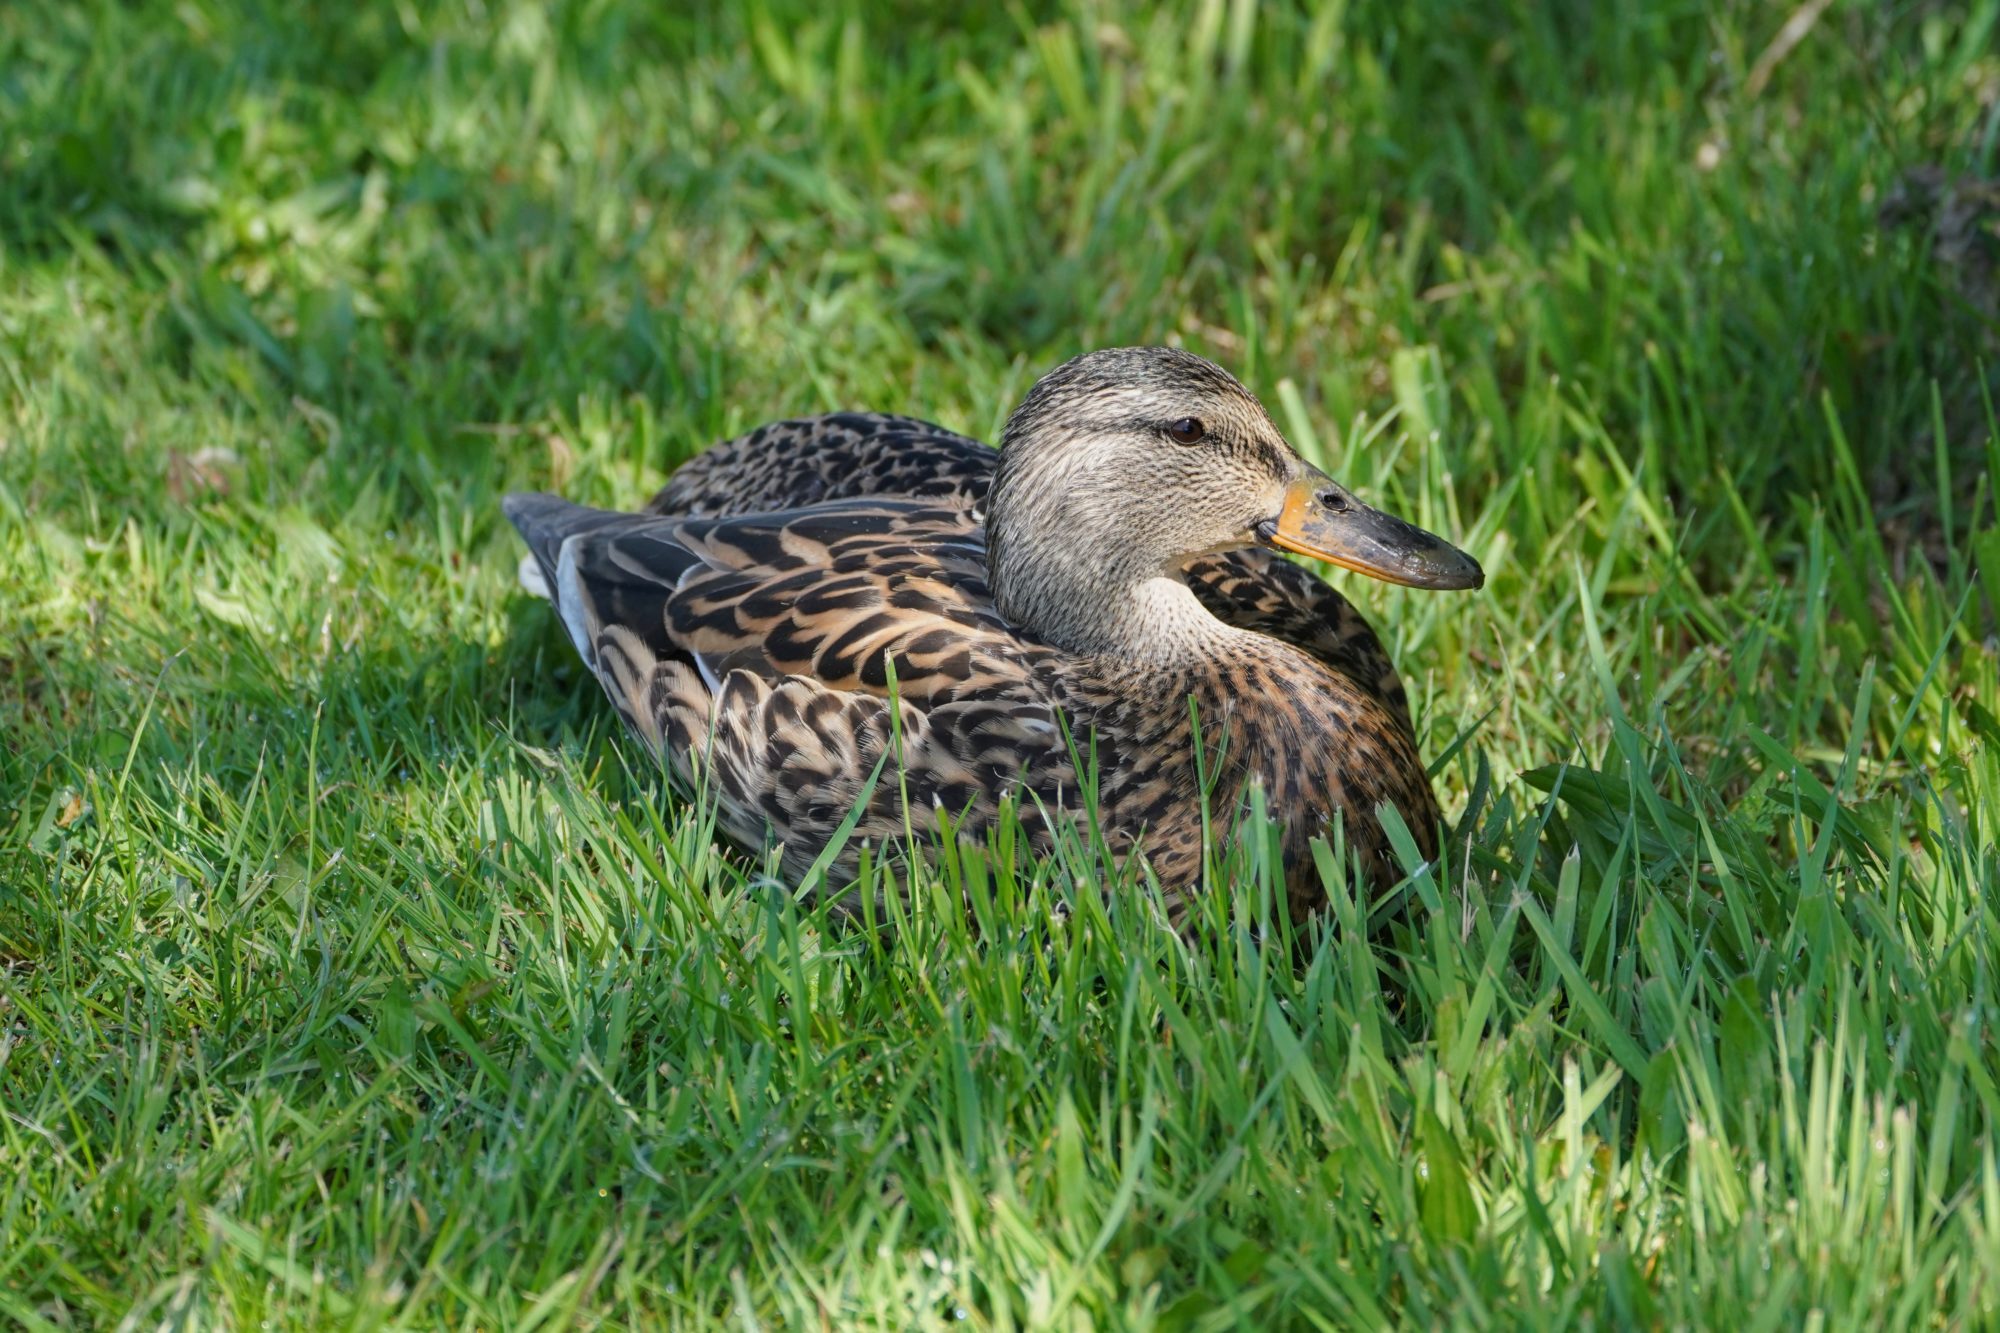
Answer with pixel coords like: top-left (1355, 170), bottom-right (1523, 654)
top-left (644, 412), bottom-right (1414, 738)
top-left (504, 493), bottom-right (1073, 885)
top-left (646, 413), bottom-right (994, 518)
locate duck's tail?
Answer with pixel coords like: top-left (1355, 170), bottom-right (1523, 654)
top-left (504, 493), bottom-right (582, 600)
top-left (503, 493), bottom-right (652, 668)
top-left (502, 493), bottom-right (704, 676)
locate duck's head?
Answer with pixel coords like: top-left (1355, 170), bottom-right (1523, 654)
top-left (987, 346), bottom-right (1482, 655)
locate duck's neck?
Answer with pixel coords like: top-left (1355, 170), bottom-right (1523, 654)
top-left (988, 533), bottom-right (1242, 662)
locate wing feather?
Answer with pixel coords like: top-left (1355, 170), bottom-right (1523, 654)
top-left (504, 492), bottom-right (1072, 884)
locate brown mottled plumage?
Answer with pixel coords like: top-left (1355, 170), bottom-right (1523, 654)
top-left (506, 348), bottom-right (1482, 921)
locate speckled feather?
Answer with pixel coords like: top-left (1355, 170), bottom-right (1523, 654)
top-left (508, 350), bottom-right (1449, 921)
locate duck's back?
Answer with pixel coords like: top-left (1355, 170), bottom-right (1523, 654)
top-left (649, 413), bottom-right (995, 517)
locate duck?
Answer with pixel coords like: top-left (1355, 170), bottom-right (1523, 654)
top-left (504, 347), bottom-right (1482, 922)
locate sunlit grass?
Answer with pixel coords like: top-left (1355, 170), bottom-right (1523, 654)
top-left (3, 0), bottom-right (1999, 1325)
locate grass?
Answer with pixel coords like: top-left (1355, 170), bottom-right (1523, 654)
top-left (3, 0), bottom-right (2000, 1325)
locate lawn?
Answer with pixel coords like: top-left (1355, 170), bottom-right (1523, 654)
top-left (4, 0), bottom-right (1999, 1326)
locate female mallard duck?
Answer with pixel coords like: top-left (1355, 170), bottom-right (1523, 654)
top-left (506, 347), bottom-right (1481, 920)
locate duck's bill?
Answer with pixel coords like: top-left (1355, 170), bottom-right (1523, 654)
top-left (1260, 473), bottom-right (1485, 590)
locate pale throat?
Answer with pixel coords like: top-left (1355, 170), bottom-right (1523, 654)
top-left (996, 552), bottom-right (1247, 662)
top-left (1101, 575), bottom-right (1242, 660)
top-left (984, 474), bottom-right (1253, 661)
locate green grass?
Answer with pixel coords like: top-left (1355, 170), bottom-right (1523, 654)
top-left (4, 0), bottom-right (2000, 1325)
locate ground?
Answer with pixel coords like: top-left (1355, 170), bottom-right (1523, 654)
top-left (4, 1), bottom-right (2000, 1327)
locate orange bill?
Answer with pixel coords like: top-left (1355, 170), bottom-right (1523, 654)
top-left (1259, 469), bottom-right (1484, 590)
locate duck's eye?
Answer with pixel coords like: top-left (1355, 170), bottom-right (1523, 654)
top-left (1166, 417), bottom-right (1206, 445)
